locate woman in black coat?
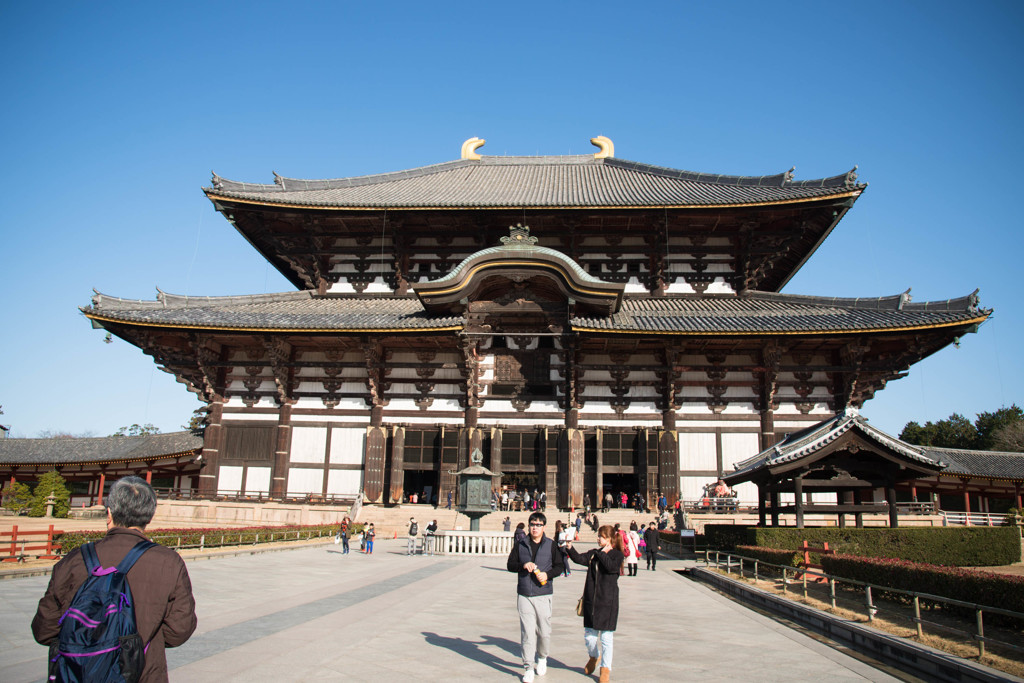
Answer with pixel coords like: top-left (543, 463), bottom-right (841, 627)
top-left (566, 524), bottom-right (624, 683)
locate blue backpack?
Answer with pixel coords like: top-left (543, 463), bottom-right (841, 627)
top-left (49, 539), bottom-right (155, 683)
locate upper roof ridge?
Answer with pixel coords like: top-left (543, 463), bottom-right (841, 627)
top-left (207, 155), bottom-right (866, 195)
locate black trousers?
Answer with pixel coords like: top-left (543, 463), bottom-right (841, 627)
top-left (646, 549), bottom-right (657, 570)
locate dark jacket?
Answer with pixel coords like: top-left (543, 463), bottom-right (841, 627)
top-left (507, 535), bottom-right (564, 597)
top-left (644, 527), bottom-right (660, 551)
top-left (567, 546), bottom-right (623, 631)
top-left (32, 527), bottom-right (197, 682)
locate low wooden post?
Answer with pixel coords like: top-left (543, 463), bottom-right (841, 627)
top-left (914, 596), bottom-right (922, 638)
top-left (976, 609), bottom-right (985, 658)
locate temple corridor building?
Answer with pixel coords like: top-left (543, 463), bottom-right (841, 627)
top-left (82, 137), bottom-right (990, 509)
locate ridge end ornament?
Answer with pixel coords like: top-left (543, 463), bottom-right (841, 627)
top-left (590, 135), bottom-right (614, 159)
top-left (500, 224), bottom-right (538, 247)
top-left (461, 137), bottom-right (486, 160)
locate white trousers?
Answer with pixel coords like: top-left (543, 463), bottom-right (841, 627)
top-left (584, 627), bottom-right (614, 669)
top-left (517, 594), bottom-right (552, 668)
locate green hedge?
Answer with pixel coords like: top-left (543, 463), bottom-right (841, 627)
top-left (820, 553), bottom-right (1024, 614)
top-left (56, 523), bottom-right (350, 555)
top-left (704, 525), bottom-right (1021, 566)
top-left (733, 545), bottom-right (800, 567)
top-left (703, 524), bottom-right (755, 551)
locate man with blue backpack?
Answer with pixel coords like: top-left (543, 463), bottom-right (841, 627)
top-left (32, 476), bottom-right (197, 682)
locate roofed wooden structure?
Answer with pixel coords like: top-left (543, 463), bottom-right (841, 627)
top-left (80, 139), bottom-right (992, 510)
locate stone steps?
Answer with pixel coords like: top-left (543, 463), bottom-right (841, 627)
top-left (352, 505), bottom-right (665, 539)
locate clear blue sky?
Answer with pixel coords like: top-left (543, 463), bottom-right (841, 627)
top-left (2, 1), bottom-right (1021, 439)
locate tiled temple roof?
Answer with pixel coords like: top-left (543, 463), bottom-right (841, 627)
top-left (923, 447), bottom-right (1024, 481)
top-left (205, 155), bottom-right (865, 209)
top-left (726, 407), bottom-right (945, 483)
top-left (726, 409), bottom-right (1024, 484)
top-left (83, 289), bottom-right (986, 335)
top-left (0, 432), bottom-right (203, 466)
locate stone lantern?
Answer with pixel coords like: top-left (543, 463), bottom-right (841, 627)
top-left (452, 448), bottom-right (501, 531)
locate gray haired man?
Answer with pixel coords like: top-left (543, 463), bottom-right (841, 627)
top-left (33, 476), bottom-right (197, 680)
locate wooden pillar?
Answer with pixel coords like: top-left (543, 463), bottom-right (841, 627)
top-left (853, 490), bottom-right (863, 528)
top-left (638, 427), bottom-right (651, 508)
top-left (198, 399), bottom-right (225, 497)
top-left (595, 427), bottom-right (604, 506)
top-left (757, 481), bottom-right (766, 527)
top-left (490, 427), bottom-right (503, 493)
top-left (962, 480), bottom-right (972, 525)
top-left (97, 470), bottom-right (107, 507)
top-left (659, 410), bottom-right (679, 507)
top-left (145, 463), bottom-right (153, 485)
top-left (910, 485), bottom-right (918, 503)
top-left (886, 484), bottom-right (898, 528)
top-left (388, 426), bottom-right (406, 504)
top-left (559, 427), bottom-right (584, 509)
top-left (794, 476), bottom-right (805, 528)
top-left (363, 405), bottom-right (387, 504)
top-left (270, 403), bottom-right (293, 499)
top-left (759, 408), bottom-right (775, 451)
top-left (769, 485), bottom-right (779, 526)
top-left (1015, 483), bottom-right (1022, 510)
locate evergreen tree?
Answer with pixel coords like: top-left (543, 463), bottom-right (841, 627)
top-left (899, 413), bottom-right (975, 448)
top-left (974, 405), bottom-right (1024, 450)
top-left (28, 471), bottom-right (71, 518)
top-left (1, 481), bottom-right (32, 514)
top-left (111, 423), bottom-right (161, 437)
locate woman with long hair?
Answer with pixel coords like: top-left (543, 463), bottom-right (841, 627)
top-left (625, 527), bottom-right (641, 576)
top-left (565, 525), bottom-right (624, 683)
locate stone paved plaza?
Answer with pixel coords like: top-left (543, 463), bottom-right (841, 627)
top-left (1, 540), bottom-right (902, 682)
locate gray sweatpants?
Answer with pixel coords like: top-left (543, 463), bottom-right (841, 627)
top-left (517, 594), bottom-right (553, 668)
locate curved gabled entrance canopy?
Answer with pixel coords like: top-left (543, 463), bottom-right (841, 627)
top-left (412, 225), bottom-right (624, 318)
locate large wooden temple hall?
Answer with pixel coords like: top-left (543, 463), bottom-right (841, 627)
top-left (83, 136), bottom-right (990, 509)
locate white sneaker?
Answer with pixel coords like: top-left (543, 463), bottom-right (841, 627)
top-left (522, 667), bottom-right (535, 682)
top-left (535, 658), bottom-right (547, 676)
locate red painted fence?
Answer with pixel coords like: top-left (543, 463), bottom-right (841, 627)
top-left (1, 524), bottom-right (62, 562)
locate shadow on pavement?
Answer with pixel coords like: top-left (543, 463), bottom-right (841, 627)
top-left (421, 632), bottom-right (525, 675)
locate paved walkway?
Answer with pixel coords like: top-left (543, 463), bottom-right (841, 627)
top-left (1, 540), bottom-right (902, 682)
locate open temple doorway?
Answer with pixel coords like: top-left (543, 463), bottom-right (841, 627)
top-left (601, 473), bottom-right (639, 509)
top-left (403, 470), bottom-right (437, 505)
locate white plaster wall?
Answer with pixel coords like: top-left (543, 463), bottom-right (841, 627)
top-left (679, 476), bottom-right (706, 502)
top-left (328, 469), bottom-right (363, 496)
top-left (329, 427), bottom-right (365, 465)
top-left (579, 416), bottom-right (662, 427)
top-left (477, 416), bottom-right (566, 427)
top-left (290, 427), bottom-right (327, 464)
top-left (679, 433), bottom-right (716, 470)
top-left (287, 468), bottom-right (323, 496)
top-left (245, 467), bottom-right (271, 494)
top-left (721, 432), bottom-right (761, 471)
top-left (218, 465), bottom-right (242, 495)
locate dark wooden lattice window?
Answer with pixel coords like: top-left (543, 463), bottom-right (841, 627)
top-left (222, 426), bottom-right (275, 462)
top-left (545, 430), bottom-right (559, 466)
top-left (440, 429), bottom-right (460, 464)
top-left (405, 429), bottom-right (439, 465)
top-left (502, 431), bottom-right (541, 468)
top-left (603, 432), bottom-right (636, 467)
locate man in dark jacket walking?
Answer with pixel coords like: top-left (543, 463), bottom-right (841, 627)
top-left (32, 476), bottom-right (197, 682)
top-left (507, 512), bottom-right (565, 683)
top-left (643, 522), bottom-right (661, 571)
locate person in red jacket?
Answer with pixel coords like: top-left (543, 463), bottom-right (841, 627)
top-left (32, 476), bottom-right (197, 682)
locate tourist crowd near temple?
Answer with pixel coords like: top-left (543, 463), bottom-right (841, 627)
top-left (4, 136), bottom-right (1021, 522)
